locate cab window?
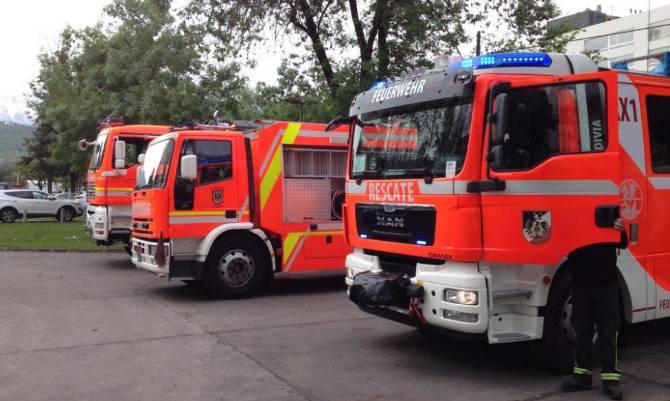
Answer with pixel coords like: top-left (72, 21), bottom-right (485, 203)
top-left (114, 137), bottom-right (149, 168)
top-left (179, 140), bottom-right (233, 185)
top-left (492, 81), bottom-right (607, 171)
top-left (32, 191), bottom-right (48, 200)
top-left (646, 95), bottom-right (670, 173)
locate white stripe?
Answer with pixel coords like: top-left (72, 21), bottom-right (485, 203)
top-left (168, 216), bottom-right (238, 224)
top-left (618, 77), bottom-right (646, 175)
top-left (418, 181), bottom-right (453, 194)
top-left (476, 180), bottom-right (618, 195)
top-left (650, 177), bottom-right (670, 190)
top-left (346, 181), bottom-right (367, 194)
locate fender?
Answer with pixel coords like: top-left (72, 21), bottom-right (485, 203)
top-left (197, 222), bottom-right (277, 272)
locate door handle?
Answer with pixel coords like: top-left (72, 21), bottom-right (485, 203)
top-left (309, 224), bottom-right (318, 230)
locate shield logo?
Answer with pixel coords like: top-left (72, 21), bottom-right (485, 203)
top-left (522, 211), bottom-right (551, 244)
top-left (212, 189), bottom-right (223, 205)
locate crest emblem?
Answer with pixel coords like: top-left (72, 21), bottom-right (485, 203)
top-left (522, 211), bottom-right (551, 244)
top-left (212, 189), bottom-right (223, 205)
top-left (619, 179), bottom-right (642, 220)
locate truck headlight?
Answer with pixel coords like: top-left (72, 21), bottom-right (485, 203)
top-left (444, 289), bottom-right (478, 305)
top-left (346, 266), bottom-right (354, 280)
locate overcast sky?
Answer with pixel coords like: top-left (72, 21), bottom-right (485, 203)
top-left (0, 0), bottom-right (667, 102)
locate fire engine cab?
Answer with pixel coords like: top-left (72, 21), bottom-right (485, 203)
top-left (338, 52), bottom-right (670, 370)
top-left (80, 115), bottom-right (170, 250)
top-left (130, 121), bottom-right (351, 297)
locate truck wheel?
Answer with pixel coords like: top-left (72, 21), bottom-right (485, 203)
top-left (203, 236), bottom-right (268, 298)
top-left (57, 207), bottom-right (75, 222)
top-left (533, 272), bottom-right (575, 373)
top-left (1, 208), bottom-right (18, 223)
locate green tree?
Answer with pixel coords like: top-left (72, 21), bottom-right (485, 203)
top-left (186, 0), bottom-right (570, 117)
top-left (28, 0), bottom-right (246, 191)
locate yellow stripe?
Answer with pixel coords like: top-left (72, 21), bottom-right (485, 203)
top-left (282, 230), bottom-right (343, 263)
top-left (281, 122), bottom-right (301, 144)
top-left (260, 122), bottom-right (301, 210)
top-left (95, 187), bottom-right (133, 191)
top-left (260, 149), bottom-right (282, 209)
top-left (169, 210), bottom-right (228, 217)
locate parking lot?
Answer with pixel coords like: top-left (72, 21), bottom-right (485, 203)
top-left (0, 251), bottom-right (668, 401)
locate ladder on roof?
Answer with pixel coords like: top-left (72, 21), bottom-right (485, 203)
top-left (611, 52), bottom-right (670, 76)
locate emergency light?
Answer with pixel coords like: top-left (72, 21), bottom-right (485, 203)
top-left (448, 52), bottom-right (553, 71)
top-left (370, 78), bottom-right (392, 89)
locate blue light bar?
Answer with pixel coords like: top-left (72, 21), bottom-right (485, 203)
top-left (448, 52), bottom-right (552, 71)
top-left (650, 52), bottom-right (670, 76)
top-left (369, 78), bottom-right (392, 89)
top-left (416, 239), bottom-right (427, 246)
top-left (360, 233), bottom-right (368, 239)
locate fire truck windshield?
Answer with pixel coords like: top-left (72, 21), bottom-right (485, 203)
top-left (351, 96), bottom-right (473, 179)
top-left (138, 139), bottom-right (174, 189)
top-left (89, 133), bottom-right (108, 170)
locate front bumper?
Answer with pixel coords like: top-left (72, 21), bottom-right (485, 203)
top-left (86, 205), bottom-right (132, 242)
top-left (345, 251), bottom-right (488, 334)
top-left (130, 237), bottom-right (170, 277)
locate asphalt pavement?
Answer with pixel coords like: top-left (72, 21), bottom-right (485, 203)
top-left (0, 251), bottom-right (668, 401)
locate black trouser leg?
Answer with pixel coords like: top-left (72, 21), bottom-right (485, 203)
top-left (572, 285), bottom-right (595, 377)
top-left (595, 282), bottom-right (621, 382)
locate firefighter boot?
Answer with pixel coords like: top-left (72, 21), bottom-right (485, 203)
top-left (561, 375), bottom-right (593, 392)
top-left (602, 381), bottom-right (623, 400)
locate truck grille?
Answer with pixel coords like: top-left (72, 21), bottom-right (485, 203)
top-left (132, 218), bottom-right (154, 236)
top-left (355, 204), bottom-right (436, 246)
top-left (87, 183), bottom-right (95, 199)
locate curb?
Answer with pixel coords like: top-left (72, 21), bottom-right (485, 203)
top-left (0, 248), bottom-right (125, 254)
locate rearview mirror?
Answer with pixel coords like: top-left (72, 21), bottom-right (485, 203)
top-left (136, 166), bottom-right (145, 187)
top-left (137, 153), bottom-right (145, 164)
top-left (491, 93), bottom-right (509, 147)
top-left (48, 195), bottom-right (56, 201)
top-left (114, 140), bottom-right (126, 169)
top-left (180, 154), bottom-right (198, 181)
top-left (325, 116), bottom-right (355, 132)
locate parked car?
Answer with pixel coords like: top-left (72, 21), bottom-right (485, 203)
top-left (0, 190), bottom-right (85, 223)
top-left (54, 191), bottom-right (88, 210)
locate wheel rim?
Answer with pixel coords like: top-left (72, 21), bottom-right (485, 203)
top-left (64, 209), bottom-right (73, 220)
top-left (1, 210), bottom-right (14, 222)
top-left (218, 249), bottom-right (255, 287)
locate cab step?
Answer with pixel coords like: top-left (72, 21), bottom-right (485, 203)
top-left (492, 288), bottom-right (532, 299)
top-left (492, 332), bottom-right (532, 343)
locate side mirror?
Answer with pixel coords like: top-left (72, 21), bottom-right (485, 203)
top-left (137, 153), bottom-right (145, 165)
top-left (136, 166), bottom-right (145, 187)
top-left (489, 145), bottom-right (504, 171)
top-left (114, 140), bottom-right (126, 169)
top-left (48, 195), bottom-right (56, 201)
top-left (325, 116), bottom-right (354, 132)
top-left (180, 154), bottom-right (198, 181)
top-left (491, 93), bottom-right (509, 147)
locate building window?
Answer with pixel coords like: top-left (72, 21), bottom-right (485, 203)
top-left (585, 36), bottom-right (608, 51)
top-left (649, 20), bottom-right (670, 42)
top-left (647, 95), bottom-right (670, 174)
top-left (609, 31), bottom-right (634, 48)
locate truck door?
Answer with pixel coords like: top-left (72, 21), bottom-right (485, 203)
top-left (479, 77), bottom-right (622, 269)
top-left (171, 138), bottom-right (240, 239)
top-left (641, 90), bottom-right (670, 319)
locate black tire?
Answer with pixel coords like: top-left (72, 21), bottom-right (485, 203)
top-left (532, 272), bottom-right (575, 373)
top-left (123, 244), bottom-right (132, 256)
top-left (57, 207), bottom-right (75, 222)
top-left (203, 235), bottom-right (269, 298)
top-left (0, 207), bottom-right (18, 223)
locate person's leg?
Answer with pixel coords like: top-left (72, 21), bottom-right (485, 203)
top-left (595, 282), bottom-right (622, 400)
top-left (562, 285), bottom-right (594, 392)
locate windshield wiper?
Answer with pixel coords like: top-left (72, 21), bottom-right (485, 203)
top-left (384, 166), bottom-right (435, 184)
top-left (351, 169), bottom-right (384, 179)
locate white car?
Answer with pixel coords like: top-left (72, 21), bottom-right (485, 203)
top-left (0, 190), bottom-right (85, 223)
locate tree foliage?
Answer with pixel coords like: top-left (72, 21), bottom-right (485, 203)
top-left (28, 0), bottom-right (245, 191)
top-left (186, 0), bottom-right (568, 116)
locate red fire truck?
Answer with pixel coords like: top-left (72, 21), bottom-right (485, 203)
top-left (130, 121), bottom-right (350, 297)
top-left (337, 52), bottom-right (670, 370)
top-left (80, 116), bottom-right (170, 250)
